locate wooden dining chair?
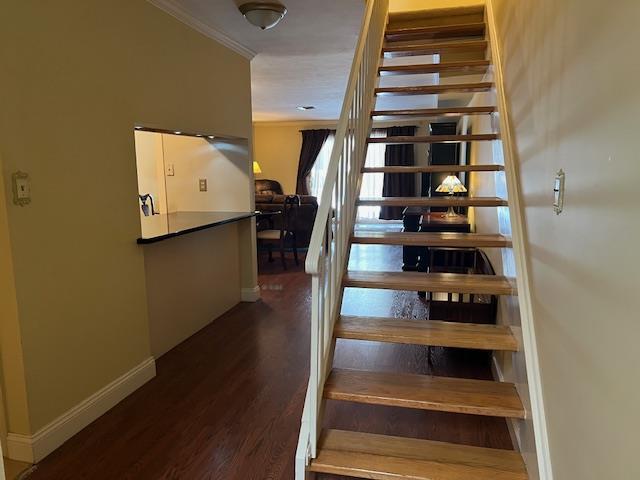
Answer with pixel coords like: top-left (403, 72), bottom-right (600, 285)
top-left (257, 195), bottom-right (300, 269)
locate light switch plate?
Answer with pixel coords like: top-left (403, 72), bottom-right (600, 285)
top-left (12, 171), bottom-right (31, 206)
top-left (553, 169), bottom-right (565, 215)
top-left (199, 178), bottom-right (207, 192)
top-left (166, 163), bottom-right (175, 176)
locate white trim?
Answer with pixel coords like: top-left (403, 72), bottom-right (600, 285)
top-left (491, 355), bottom-right (520, 451)
top-left (485, 1), bottom-right (554, 479)
top-left (7, 357), bottom-right (156, 463)
top-left (147, 0), bottom-right (257, 60)
top-left (241, 285), bottom-right (261, 302)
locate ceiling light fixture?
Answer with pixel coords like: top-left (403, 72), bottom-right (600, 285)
top-left (296, 105), bottom-right (315, 111)
top-left (239, 2), bottom-right (287, 30)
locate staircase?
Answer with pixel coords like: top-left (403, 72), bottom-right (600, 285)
top-left (296, 2), bottom-right (543, 479)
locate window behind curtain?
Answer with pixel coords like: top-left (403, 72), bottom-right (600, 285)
top-left (357, 129), bottom-right (386, 221)
top-left (308, 129), bottom-right (387, 217)
top-left (308, 134), bottom-right (335, 200)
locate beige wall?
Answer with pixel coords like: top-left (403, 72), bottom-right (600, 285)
top-left (0, 156), bottom-right (31, 441)
top-left (253, 123), bottom-right (308, 193)
top-left (0, 0), bottom-right (252, 437)
top-left (491, 0), bottom-right (640, 478)
top-left (144, 223), bottom-right (242, 358)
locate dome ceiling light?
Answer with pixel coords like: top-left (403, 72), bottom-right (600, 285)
top-left (238, 2), bottom-right (288, 30)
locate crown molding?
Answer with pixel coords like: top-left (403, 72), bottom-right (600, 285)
top-left (147, 0), bottom-right (257, 60)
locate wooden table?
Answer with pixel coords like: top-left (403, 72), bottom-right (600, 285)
top-left (402, 207), bottom-right (471, 272)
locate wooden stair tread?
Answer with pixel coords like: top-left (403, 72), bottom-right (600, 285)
top-left (362, 164), bottom-right (503, 173)
top-left (344, 270), bottom-right (517, 296)
top-left (325, 369), bottom-right (525, 418)
top-left (352, 231), bottom-right (512, 248)
top-left (379, 60), bottom-right (490, 76)
top-left (388, 5), bottom-right (485, 23)
top-left (368, 134), bottom-right (499, 144)
top-left (376, 82), bottom-right (493, 96)
top-left (357, 196), bottom-right (508, 207)
top-left (383, 40), bottom-right (488, 57)
top-left (371, 106), bottom-right (496, 117)
top-left (309, 429), bottom-right (528, 480)
top-left (385, 22), bottom-right (486, 42)
top-left (337, 316), bottom-right (519, 351)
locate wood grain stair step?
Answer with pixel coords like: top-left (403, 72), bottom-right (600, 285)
top-left (309, 429), bottom-right (528, 480)
top-left (371, 105), bottom-right (496, 117)
top-left (379, 59), bottom-right (491, 76)
top-left (385, 22), bottom-right (486, 42)
top-left (324, 369), bottom-right (525, 418)
top-left (352, 231), bottom-right (512, 248)
top-left (383, 39), bottom-right (488, 57)
top-left (344, 270), bottom-right (517, 296)
top-left (336, 316), bottom-right (519, 351)
top-left (362, 164), bottom-right (503, 174)
top-left (388, 4), bottom-right (485, 23)
top-left (357, 196), bottom-right (508, 208)
top-left (376, 82), bottom-right (493, 96)
top-left (368, 133), bottom-right (498, 144)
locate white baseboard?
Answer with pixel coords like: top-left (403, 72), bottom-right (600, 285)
top-left (491, 355), bottom-right (520, 451)
top-left (7, 357), bottom-right (156, 463)
top-left (241, 285), bottom-right (260, 302)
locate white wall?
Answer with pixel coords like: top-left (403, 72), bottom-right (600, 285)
top-left (163, 135), bottom-right (251, 213)
top-left (135, 132), bottom-right (252, 216)
top-left (135, 131), bottom-right (167, 215)
top-left (491, 0), bottom-right (640, 478)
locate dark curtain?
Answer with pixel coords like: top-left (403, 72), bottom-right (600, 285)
top-left (379, 126), bottom-right (417, 220)
top-left (296, 129), bottom-right (331, 195)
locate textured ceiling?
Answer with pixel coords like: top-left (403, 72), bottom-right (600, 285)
top-left (153, 1), bottom-right (480, 122)
top-left (163, 0), bottom-right (365, 122)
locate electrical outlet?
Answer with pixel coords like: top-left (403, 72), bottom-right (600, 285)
top-left (199, 179), bottom-right (208, 192)
top-left (166, 163), bottom-right (175, 176)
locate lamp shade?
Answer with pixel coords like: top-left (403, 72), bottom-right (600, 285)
top-left (436, 175), bottom-right (467, 194)
top-left (239, 2), bottom-right (287, 30)
top-left (253, 161), bottom-right (262, 174)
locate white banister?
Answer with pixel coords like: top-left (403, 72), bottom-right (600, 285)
top-left (295, 0), bottom-right (388, 477)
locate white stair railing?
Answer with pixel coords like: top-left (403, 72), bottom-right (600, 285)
top-left (295, 0), bottom-right (388, 477)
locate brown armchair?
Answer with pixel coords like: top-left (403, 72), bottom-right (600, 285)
top-left (255, 179), bottom-right (284, 196)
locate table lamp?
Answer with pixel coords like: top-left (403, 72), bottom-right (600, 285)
top-left (435, 174), bottom-right (467, 217)
top-left (253, 161), bottom-right (262, 175)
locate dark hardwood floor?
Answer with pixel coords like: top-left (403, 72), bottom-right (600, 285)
top-left (30, 245), bottom-right (512, 480)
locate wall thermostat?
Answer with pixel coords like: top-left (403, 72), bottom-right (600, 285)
top-left (12, 171), bottom-right (31, 206)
